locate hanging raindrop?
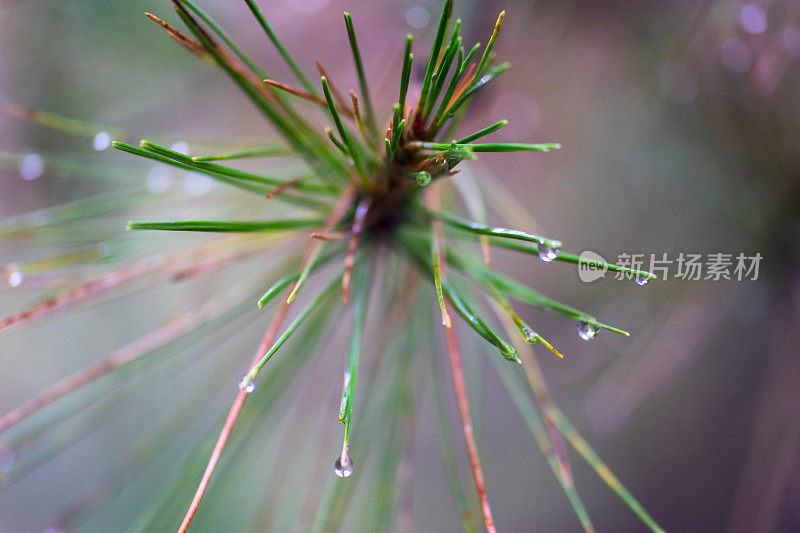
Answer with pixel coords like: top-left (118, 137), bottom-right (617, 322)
top-left (522, 327), bottom-right (537, 343)
top-left (634, 275), bottom-right (649, 286)
top-left (537, 242), bottom-right (560, 262)
top-left (334, 450), bottom-right (353, 478)
top-left (577, 321), bottom-right (598, 341)
top-left (238, 376), bottom-right (255, 394)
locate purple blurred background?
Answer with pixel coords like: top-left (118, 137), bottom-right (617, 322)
top-left (2, 0), bottom-right (800, 531)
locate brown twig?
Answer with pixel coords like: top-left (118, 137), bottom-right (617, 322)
top-left (145, 12), bottom-right (209, 59)
top-left (447, 63), bottom-right (476, 109)
top-left (315, 62), bottom-right (351, 113)
top-left (262, 80), bottom-right (353, 119)
top-left (349, 90), bottom-right (367, 140)
top-left (266, 179), bottom-right (300, 199)
top-left (443, 319), bottom-right (496, 533)
top-left (177, 302), bottom-right (291, 533)
top-left (170, 1), bottom-right (279, 107)
top-left (310, 231), bottom-right (345, 241)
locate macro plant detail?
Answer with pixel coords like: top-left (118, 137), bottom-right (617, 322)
top-left (0, 0), bottom-right (667, 531)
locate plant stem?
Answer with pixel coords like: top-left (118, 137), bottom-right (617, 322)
top-left (177, 301), bottom-right (291, 533)
top-left (443, 317), bottom-right (496, 533)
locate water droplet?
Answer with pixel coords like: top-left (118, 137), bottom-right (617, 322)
top-left (537, 242), bottom-right (560, 263)
top-left (92, 131), bottom-right (112, 151)
top-left (634, 275), bottom-right (649, 286)
top-left (577, 321), bottom-right (598, 341)
top-left (414, 171), bottom-right (431, 186)
top-left (334, 451), bottom-right (353, 478)
top-left (238, 376), bottom-right (255, 394)
top-left (19, 153), bottom-right (44, 181)
top-left (522, 327), bottom-right (537, 343)
top-left (6, 265), bottom-right (23, 287)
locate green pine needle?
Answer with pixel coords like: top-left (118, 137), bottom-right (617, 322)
top-left (127, 219), bottom-right (323, 232)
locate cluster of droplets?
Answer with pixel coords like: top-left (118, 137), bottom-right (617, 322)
top-left (334, 447), bottom-right (354, 478)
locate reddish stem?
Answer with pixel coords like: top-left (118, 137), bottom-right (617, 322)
top-left (315, 62), bottom-right (351, 114)
top-left (310, 231), bottom-right (344, 241)
top-left (262, 81), bottom-right (353, 119)
top-left (443, 320), bottom-right (497, 533)
top-left (178, 302), bottom-right (290, 533)
top-left (266, 179), bottom-right (300, 199)
top-left (145, 12), bottom-right (207, 58)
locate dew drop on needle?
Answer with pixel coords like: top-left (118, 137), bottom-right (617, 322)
top-left (537, 242), bottom-right (560, 262)
top-left (238, 376), bottom-right (255, 394)
top-left (334, 451), bottom-right (353, 478)
top-left (577, 321), bottom-right (598, 341)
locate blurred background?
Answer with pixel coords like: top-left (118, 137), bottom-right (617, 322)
top-left (1, 0), bottom-right (799, 531)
